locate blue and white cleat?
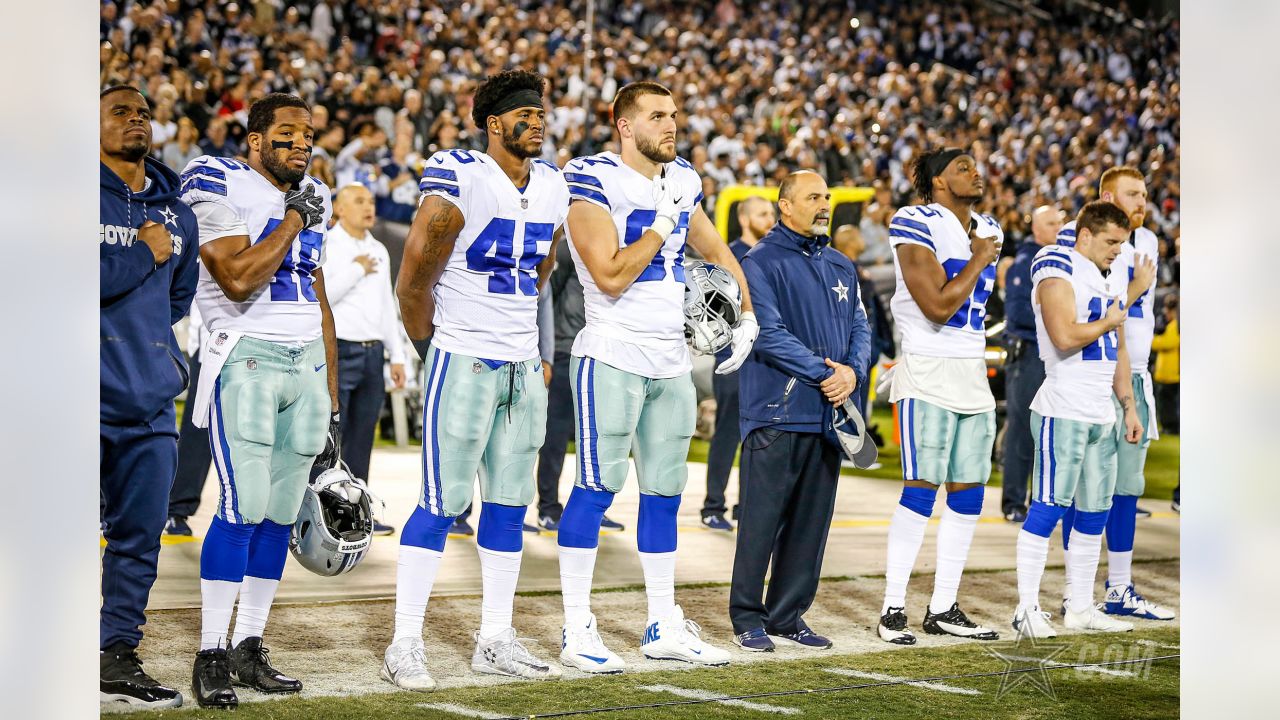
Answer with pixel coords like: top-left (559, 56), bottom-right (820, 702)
top-left (560, 614), bottom-right (625, 674)
top-left (641, 605), bottom-right (730, 666)
top-left (1101, 583), bottom-right (1176, 620)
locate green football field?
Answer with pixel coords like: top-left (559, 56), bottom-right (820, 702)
top-left (114, 626), bottom-right (1179, 719)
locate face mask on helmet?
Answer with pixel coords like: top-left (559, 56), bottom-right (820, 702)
top-left (683, 261), bottom-right (743, 355)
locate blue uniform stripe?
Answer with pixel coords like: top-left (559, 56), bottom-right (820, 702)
top-left (1047, 418), bottom-right (1057, 503)
top-left (568, 185), bottom-right (611, 208)
top-left (575, 358), bottom-right (589, 490)
top-left (1058, 228), bottom-right (1077, 237)
top-left (1038, 415), bottom-right (1048, 503)
top-left (420, 181), bottom-right (460, 197)
top-left (420, 350), bottom-right (439, 513)
top-left (563, 172), bottom-right (603, 189)
top-left (1032, 259), bottom-right (1072, 276)
top-left (181, 166), bottom-right (226, 182)
top-left (587, 359), bottom-right (601, 490)
top-left (897, 400), bottom-right (908, 479)
top-left (212, 377), bottom-right (240, 523)
top-left (908, 399), bottom-right (918, 479)
top-left (421, 167), bottom-right (458, 182)
top-left (430, 353), bottom-right (450, 514)
top-left (891, 217), bottom-right (932, 235)
top-left (889, 227), bottom-right (936, 249)
top-left (182, 177), bottom-right (228, 196)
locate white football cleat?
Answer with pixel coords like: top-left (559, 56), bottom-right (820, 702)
top-left (640, 605), bottom-right (730, 666)
top-left (560, 614), bottom-right (626, 674)
top-left (381, 637), bottom-right (436, 692)
top-left (1101, 583), bottom-right (1176, 620)
top-left (472, 628), bottom-right (562, 680)
top-left (1011, 605), bottom-right (1058, 639)
top-left (1063, 605), bottom-right (1135, 633)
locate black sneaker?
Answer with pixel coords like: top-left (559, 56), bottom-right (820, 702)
top-left (372, 519), bottom-right (396, 536)
top-left (165, 516), bottom-right (193, 536)
top-left (538, 515), bottom-right (560, 531)
top-left (701, 513), bottom-right (733, 531)
top-left (600, 515), bottom-right (624, 531)
top-left (768, 622), bottom-right (833, 649)
top-left (522, 521), bottom-right (541, 533)
top-left (922, 602), bottom-right (1000, 640)
top-left (449, 517), bottom-right (475, 537)
top-left (192, 648), bottom-right (238, 709)
top-left (1003, 507), bottom-right (1027, 523)
top-left (877, 607), bottom-right (916, 645)
top-left (228, 637), bottom-right (302, 694)
top-left (100, 642), bottom-right (183, 708)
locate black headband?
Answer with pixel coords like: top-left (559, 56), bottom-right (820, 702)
top-left (487, 89), bottom-right (543, 119)
top-left (923, 147), bottom-right (966, 185)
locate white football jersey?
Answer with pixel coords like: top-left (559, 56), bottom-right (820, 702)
top-left (564, 151), bottom-right (704, 378)
top-left (1057, 221), bottom-right (1158, 373)
top-left (419, 149), bottom-right (569, 362)
top-left (1030, 245), bottom-right (1126, 424)
top-left (181, 155), bottom-right (333, 344)
top-left (889, 203), bottom-right (1003, 359)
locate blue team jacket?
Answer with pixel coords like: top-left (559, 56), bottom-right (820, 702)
top-left (100, 157), bottom-right (200, 425)
top-left (1004, 240), bottom-right (1040, 343)
top-left (739, 222), bottom-right (871, 438)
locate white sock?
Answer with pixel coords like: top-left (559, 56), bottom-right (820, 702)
top-left (1016, 530), bottom-right (1050, 612)
top-left (478, 546), bottom-right (522, 640)
top-left (200, 579), bottom-right (241, 650)
top-left (883, 505), bottom-right (929, 612)
top-left (638, 551), bottom-right (677, 623)
top-left (1067, 531), bottom-right (1104, 613)
top-left (230, 576), bottom-right (279, 646)
top-left (559, 546), bottom-right (598, 627)
top-left (929, 507), bottom-right (979, 613)
top-left (393, 545), bottom-right (444, 643)
top-left (1108, 549), bottom-right (1133, 589)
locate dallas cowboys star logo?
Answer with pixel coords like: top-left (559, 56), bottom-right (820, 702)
top-left (832, 279), bottom-right (849, 302)
top-left (982, 631), bottom-right (1069, 700)
top-left (158, 206), bottom-right (178, 228)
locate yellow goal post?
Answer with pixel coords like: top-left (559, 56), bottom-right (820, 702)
top-left (713, 184), bottom-right (877, 240)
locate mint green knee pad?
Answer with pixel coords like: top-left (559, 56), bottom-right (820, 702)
top-left (208, 337), bottom-right (331, 525)
top-left (571, 356), bottom-right (695, 497)
top-left (1030, 411), bottom-right (1117, 513)
top-left (419, 345), bottom-right (547, 516)
top-left (896, 398), bottom-right (994, 485)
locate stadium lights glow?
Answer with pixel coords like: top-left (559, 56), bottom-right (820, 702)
top-left (849, 18), bottom-right (861, 29)
top-left (871, 123), bottom-right (881, 133)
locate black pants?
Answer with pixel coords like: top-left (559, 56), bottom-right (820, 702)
top-left (1001, 343), bottom-right (1045, 514)
top-left (729, 428), bottom-right (841, 635)
top-left (337, 339), bottom-right (388, 483)
top-left (703, 367), bottom-right (740, 517)
top-left (1155, 382), bottom-right (1179, 434)
top-left (533, 350), bottom-right (574, 521)
top-left (101, 408), bottom-right (177, 649)
top-left (169, 354), bottom-right (212, 519)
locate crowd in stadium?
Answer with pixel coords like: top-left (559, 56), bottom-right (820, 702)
top-left (101, 0), bottom-right (1179, 269)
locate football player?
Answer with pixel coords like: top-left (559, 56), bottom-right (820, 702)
top-left (1012, 201), bottom-right (1143, 637)
top-left (382, 69), bottom-right (568, 690)
top-left (181, 93), bottom-right (336, 708)
top-left (554, 81), bottom-right (757, 673)
top-left (1055, 167), bottom-right (1175, 621)
top-left (876, 148), bottom-right (1003, 645)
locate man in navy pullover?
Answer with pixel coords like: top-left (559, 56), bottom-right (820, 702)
top-left (100, 85), bottom-right (199, 709)
top-left (728, 172), bottom-right (871, 652)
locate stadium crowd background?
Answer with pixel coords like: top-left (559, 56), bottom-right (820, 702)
top-left (99, 0), bottom-right (1180, 362)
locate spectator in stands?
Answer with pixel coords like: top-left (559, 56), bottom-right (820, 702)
top-left (859, 181), bottom-right (895, 266)
top-left (1151, 295), bottom-right (1179, 435)
top-left (336, 117), bottom-right (387, 188)
top-left (162, 117), bottom-right (202, 172)
top-left (199, 116), bottom-right (239, 158)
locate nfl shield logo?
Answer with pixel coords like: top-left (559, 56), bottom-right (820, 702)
top-left (520, 198), bottom-right (529, 210)
top-left (246, 359), bottom-right (257, 370)
top-left (473, 362), bottom-right (483, 374)
top-left (215, 332), bottom-right (228, 346)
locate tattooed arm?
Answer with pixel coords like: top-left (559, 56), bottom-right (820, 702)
top-left (1112, 323), bottom-right (1143, 444)
top-left (397, 195), bottom-right (465, 352)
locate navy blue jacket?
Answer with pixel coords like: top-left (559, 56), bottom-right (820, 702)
top-left (1004, 240), bottom-right (1041, 343)
top-left (100, 157), bottom-right (200, 425)
top-left (739, 223), bottom-right (871, 438)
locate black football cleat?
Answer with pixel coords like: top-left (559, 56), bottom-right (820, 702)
top-left (192, 648), bottom-right (238, 708)
top-left (877, 607), bottom-right (917, 645)
top-left (229, 636), bottom-right (302, 693)
top-left (100, 642), bottom-right (183, 708)
top-left (923, 602), bottom-right (1000, 640)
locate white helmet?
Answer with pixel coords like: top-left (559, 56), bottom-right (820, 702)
top-left (683, 261), bottom-right (742, 355)
top-left (290, 463), bottom-right (382, 577)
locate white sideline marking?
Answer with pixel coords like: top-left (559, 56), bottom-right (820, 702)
top-left (824, 667), bottom-right (982, 695)
top-left (638, 684), bottom-right (801, 715)
top-left (415, 702), bottom-right (506, 719)
top-left (999, 654), bottom-right (1134, 677)
top-left (1136, 639), bottom-right (1180, 650)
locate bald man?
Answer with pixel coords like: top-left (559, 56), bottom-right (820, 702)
top-left (703, 195), bottom-right (776, 529)
top-left (324, 184), bottom-right (407, 534)
top-left (999, 205), bottom-right (1065, 522)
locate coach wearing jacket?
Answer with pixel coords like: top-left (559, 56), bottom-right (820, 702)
top-left (100, 85), bottom-right (199, 708)
top-left (729, 171), bottom-right (871, 652)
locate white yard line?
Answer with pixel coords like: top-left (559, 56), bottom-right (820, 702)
top-left (638, 684), bottom-right (802, 715)
top-left (824, 667), bottom-right (982, 695)
top-left (414, 702), bottom-right (508, 719)
top-left (998, 654), bottom-right (1134, 677)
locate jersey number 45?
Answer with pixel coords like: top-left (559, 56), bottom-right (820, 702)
top-left (466, 218), bottom-right (553, 295)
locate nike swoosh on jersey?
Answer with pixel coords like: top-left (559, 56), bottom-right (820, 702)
top-left (577, 654), bottom-right (610, 664)
top-left (314, 363), bottom-right (325, 372)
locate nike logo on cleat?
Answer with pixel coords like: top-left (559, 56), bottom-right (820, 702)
top-left (578, 654), bottom-right (609, 664)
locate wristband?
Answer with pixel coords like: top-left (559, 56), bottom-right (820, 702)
top-left (647, 215), bottom-right (677, 241)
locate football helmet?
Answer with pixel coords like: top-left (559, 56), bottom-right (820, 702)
top-left (832, 398), bottom-right (879, 469)
top-left (683, 261), bottom-right (742, 355)
top-left (290, 462), bottom-right (382, 577)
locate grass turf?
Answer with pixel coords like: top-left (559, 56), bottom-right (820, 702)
top-left (114, 626), bottom-right (1178, 719)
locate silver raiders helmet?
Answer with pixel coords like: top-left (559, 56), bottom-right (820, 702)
top-left (683, 261), bottom-right (742, 355)
top-left (290, 465), bottom-right (380, 577)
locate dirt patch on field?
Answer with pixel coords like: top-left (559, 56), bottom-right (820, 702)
top-left (128, 560), bottom-right (1180, 705)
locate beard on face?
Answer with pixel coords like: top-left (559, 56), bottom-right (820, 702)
top-left (635, 133), bottom-right (676, 164)
top-left (119, 138), bottom-right (149, 162)
top-left (500, 124), bottom-right (540, 160)
top-left (263, 148), bottom-right (307, 186)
